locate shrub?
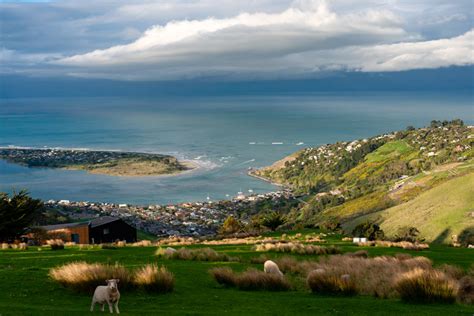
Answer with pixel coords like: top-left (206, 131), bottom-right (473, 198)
top-left (395, 268), bottom-right (458, 303)
top-left (260, 211), bottom-right (286, 231)
top-left (133, 264), bottom-right (174, 293)
top-left (219, 216), bottom-right (242, 235)
top-left (307, 269), bottom-right (357, 295)
top-left (210, 267), bottom-right (290, 291)
top-left (49, 261), bottom-right (132, 292)
top-left (394, 226), bottom-right (422, 243)
top-left (352, 221), bottom-right (385, 241)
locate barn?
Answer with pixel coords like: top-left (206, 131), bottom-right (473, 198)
top-left (40, 216), bottom-right (137, 244)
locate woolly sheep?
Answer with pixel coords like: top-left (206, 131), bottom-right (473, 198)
top-left (90, 279), bottom-right (120, 314)
top-left (165, 247), bottom-right (177, 255)
top-left (264, 260), bottom-right (283, 276)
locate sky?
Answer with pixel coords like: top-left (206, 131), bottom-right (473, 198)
top-left (0, 0), bottom-right (473, 82)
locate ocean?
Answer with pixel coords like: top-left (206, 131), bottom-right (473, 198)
top-left (0, 92), bottom-right (472, 205)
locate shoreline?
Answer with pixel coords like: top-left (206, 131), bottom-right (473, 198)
top-left (247, 170), bottom-right (284, 187)
top-left (0, 146), bottom-right (199, 178)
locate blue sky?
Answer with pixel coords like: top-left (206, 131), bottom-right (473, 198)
top-left (0, 0), bottom-right (473, 81)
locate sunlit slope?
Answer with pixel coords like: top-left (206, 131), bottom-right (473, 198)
top-left (344, 172), bottom-right (474, 243)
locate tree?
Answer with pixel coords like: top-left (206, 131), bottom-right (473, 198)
top-left (219, 216), bottom-right (241, 235)
top-left (352, 221), bottom-right (385, 241)
top-left (0, 191), bottom-right (43, 242)
top-left (406, 125), bottom-right (416, 131)
top-left (261, 211), bottom-right (286, 231)
top-left (394, 226), bottom-right (422, 242)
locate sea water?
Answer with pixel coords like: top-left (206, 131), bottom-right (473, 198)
top-left (0, 92), bottom-right (472, 204)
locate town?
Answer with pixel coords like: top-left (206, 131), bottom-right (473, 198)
top-left (45, 190), bottom-right (295, 237)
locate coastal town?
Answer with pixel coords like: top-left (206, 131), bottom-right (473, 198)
top-left (45, 190), bottom-right (295, 237)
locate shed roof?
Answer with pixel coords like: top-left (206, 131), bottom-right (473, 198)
top-left (41, 221), bottom-right (88, 231)
top-left (89, 216), bottom-right (121, 228)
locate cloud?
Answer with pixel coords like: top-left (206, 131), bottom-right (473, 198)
top-left (1, 0), bottom-right (473, 80)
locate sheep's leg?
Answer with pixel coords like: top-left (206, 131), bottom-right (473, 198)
top-left (108, 302), bottom-right (113, 314)
top-left (90, 300), bottom-right (95, 312)
top-left (114, 302), bottom-right (120, 314)
top-left (101, 304), bottom-right (105, 312)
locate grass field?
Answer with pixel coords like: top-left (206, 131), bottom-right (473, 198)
top-left (0, 234), bottom-right (473, 315)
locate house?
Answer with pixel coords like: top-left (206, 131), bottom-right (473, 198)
top-left (40, 216), bottom-right (137, 244)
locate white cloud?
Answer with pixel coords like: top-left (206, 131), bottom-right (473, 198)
top-left (2, 0), bottom-right (474, 80)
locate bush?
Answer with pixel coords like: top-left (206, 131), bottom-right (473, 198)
top-left (49, 261), bottom-right (132, 292)
top-left (219, 216), bottom-right (242, 235)
top-left (352, 221), bottom-right (385, 241)
top-left (260, 211), bottom-right (286, 231)
top-left (395, 269), bottom-right (458, 303)
top-left (307, 269), bottom-right (357, 295)
top-left (133, 264), bottom-right (174, 293)
top-left (394, 226), bottom-right (422, 242)
top-left (210, 267), bottom-right (290, 291)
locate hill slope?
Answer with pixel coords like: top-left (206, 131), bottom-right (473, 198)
top-left (252, 120), bottom-right (474, 242)
top-left (343, 172), bottom-right (474, 243)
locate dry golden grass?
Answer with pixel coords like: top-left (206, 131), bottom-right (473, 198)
top-left (46, 239), bottom-right (65, 250)
top-left (307, 269), bottom-right (357, 295)
top-left (254, 242), bottom-right (341, 255)
top-left (357, 240), bottom-right (429, 250)
top-left (49, 261), bottom-right (132, 292)
top-left (395, 268), bottom-right (458, 303)
top-left (131, 240), bottom-right (152, 247)
top-left (133, 264), bottom-right (174, 293)
top-left (158, 247), bottom-right (239, 262)
top-left (458, 275), bottom-right (474, 304)
top-left (209, 267), bottom-right (290, 291)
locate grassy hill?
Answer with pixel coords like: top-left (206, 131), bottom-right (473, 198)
top-left (343, 172), bottom-right (474, 243)
top-left (252, 120), bottom-right (474, 241)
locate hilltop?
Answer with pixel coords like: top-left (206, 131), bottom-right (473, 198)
top-left (251, 120), bottom-right (474, 243)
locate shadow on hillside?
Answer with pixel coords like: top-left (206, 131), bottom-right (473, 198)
top-left (458, 226), bottom-right (474, 247)
top-left (433, 228), bottom-right (451, 244)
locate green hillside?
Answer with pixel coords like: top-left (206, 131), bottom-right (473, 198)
top-left (344, 172), bottom-right (474, 243)
top-left (252, 120), bottom-right (474, 241)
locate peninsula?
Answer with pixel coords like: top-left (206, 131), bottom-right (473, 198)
top-left (0, 148), bottom-right (194, 177)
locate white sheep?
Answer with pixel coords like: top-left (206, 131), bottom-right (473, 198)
top-left (90, 279), bottom-right (120, 314)
top-left (263, 260), bottom-right (283, 276)
top-left (165, 247), bottom-right (177, 255)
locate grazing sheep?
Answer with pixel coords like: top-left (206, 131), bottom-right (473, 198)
top-left (90, 279), bottom-right (120, 314)
top-left (264, 260), bottom-right (283, 276)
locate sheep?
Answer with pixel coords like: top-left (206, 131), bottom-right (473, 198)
top-left (90, 279), bottom-right (120, 314)
top-left (165, 247), bottom-right (177, 256)
top-left (263, 260), bottom-right (283, 276)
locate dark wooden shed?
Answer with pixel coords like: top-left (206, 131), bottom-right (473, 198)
top-left (88, 216), bottom-right (137, 244)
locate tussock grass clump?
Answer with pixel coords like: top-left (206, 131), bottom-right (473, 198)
top-left (395, 268), bottom-right (458, 303)
top-left (1, 243), bottom-right (28, 250)
top-left (250, 254), bottom-right (271, 264)
top-left (210, 267), bottom-right (237, 287)
top-left (344, 250), bottom-right (368, 258)
top-left (158, 247), bottom-right (239, 262)
top-left (133, 264), bottom-right (174, 293)
top-left (307, 269), bottom-right (357, 295)
top-left (210, 267), bottom-right (290, 291)
top-left (458, 275), bottom-right (474, 304)
top-left (254, 242), bottom-right (341, 255)
top-left (1, 243), bottom-right (9, 249)
top-left (131, 240), bottom-right (153, 247)
top-left (49, 261), bottom-right (132, 292)
top-left (46, 239), bottom-right (65, 250)
top-left (358, 240), bottom-right (429, 251)
top-left (237, 269), bottom-right (291, 291)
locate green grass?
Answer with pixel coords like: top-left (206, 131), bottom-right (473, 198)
top-left (0, 237), bottom-right (473, 315)
top-left (365, 140), bottom-right (413, 163)
top-left (344, 172), bottom-right (474, 243)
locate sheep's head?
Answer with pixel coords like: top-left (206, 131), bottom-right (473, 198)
top-left (106, 279), bottom-right (119, 292)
